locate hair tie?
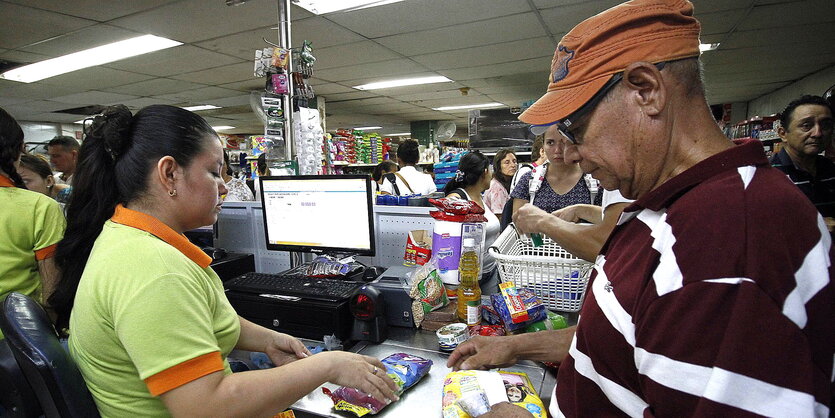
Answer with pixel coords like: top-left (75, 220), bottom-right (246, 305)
top-left (454, 170), bottom-right (464, 182)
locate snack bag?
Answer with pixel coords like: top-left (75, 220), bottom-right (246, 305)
top-left (441, 370), bottom-right (545, 418)
top-left (324, 353), bottom-right (432, 416)
top-left (491, 282), bottom-right (546, 333)
top-left (408, 261), bottom-right (449, 327)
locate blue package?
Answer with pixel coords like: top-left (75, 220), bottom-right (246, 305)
top-left (491, 287), bottom-right (547, 332)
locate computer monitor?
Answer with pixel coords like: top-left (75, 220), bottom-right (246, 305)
top-left (259, 175), bottom-right (375, 256)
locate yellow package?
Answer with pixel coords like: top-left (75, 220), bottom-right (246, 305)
top-left (441, 370), bottom-right (545, 418)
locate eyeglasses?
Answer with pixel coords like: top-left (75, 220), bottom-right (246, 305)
top-left (557, 61), bottom-right (667, 145)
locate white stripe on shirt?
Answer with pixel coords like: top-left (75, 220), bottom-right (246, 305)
top-left (637, 209), bottom-right (683, 296)
top-left (782, 215), bottom-right (832, 328)
top-left (569, 338), bottom-right (649, 417)
top-left (635, 347), bottom-right (829, 417)
top-left (593, 257), bottom-right (636, 346)
top-left (737, 165), bottom-right (756, 190)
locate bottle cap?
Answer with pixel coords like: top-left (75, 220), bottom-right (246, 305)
top-left (463, 238), bottom-right (475, 247)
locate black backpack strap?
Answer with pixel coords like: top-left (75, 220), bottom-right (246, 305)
top-left (383, 173), bottom-right (400, 195)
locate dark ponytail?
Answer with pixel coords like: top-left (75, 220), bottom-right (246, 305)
top-left (0, 107), bottom-right (26, 188)
top-left (51, 104), bottom-right (216, 329)
top-left (443, 151), bottom-right (490, 195)
top-left (257, 153), bottom-right (267, 176)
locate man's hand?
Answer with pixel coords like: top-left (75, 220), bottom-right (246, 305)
top-left (513, 203), bottom-right (553, 236)
top-left (446, 335), bottom-right (519, 371)
top-left (481, 402), bottom-right (534, 417)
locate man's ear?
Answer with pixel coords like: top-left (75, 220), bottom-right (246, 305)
top-left (71, 149), bottom-right (79, 160)
top-left (621, 62), bottom-right (666, 117)
top-left (777, 125), bottom-right (788, 142)
top-left (156, 156), bottom-right (180, 192)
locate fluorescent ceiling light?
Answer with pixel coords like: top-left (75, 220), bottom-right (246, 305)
top-left (699, 43), bottom-right (720, 52)
top-left (292, 0), bottom-right (403, 15)
top-left (385, 132), bottom-right (411, 136)
top-left (212, 126), bottom-right (236, 131)
top-left (354, 76), bottom-right (452, 91)
top-left (0, 35), bottom-right (182, 83)
top-left (434, 102), bottom-right (505, 111)
top-left (182, 105), bottom-right (220, 112)
top-left (354, 126), bottom-right (382, 130)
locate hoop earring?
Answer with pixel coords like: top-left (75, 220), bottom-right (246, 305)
top-left (168, 189), bottom-right (177, 197)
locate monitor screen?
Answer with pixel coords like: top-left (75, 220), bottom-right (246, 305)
top-left (259, 175), bottom-right (375, 256)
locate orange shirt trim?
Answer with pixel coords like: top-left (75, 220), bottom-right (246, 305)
top-left (0, 174), bottom-right (13, 187)
top-left (144, 351), bottom-right (224, 396)
top-left (110, 204), bottom-right (212, 268)
top-left (34, 243), bottom-right (58, 260)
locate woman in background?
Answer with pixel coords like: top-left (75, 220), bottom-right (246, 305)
top-left (380, 139), bottom-right (436, 195)
top-left (482, 149), bottom-right (517, 217)
top-left (18, 153), bottom-right (73, 205)
top-left (0, 108), bottom-right (64, 321)
top-left (50, 104), bottom-right (397, 417)
top-left (372, 160), bottom-right (398, 194)
top-left (443, 151), bottom-right (500, 294)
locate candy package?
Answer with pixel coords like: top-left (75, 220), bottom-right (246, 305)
top-left (408, 260), bottom-right (449, 327)
top-left (441, 370), bottom-right (545, 418)
top-left (324, 353), bottom-right (433, 416)
top-left (429, 198), bottom-right (487, 223)
top-left (491, 282), bottom-right (546, 332)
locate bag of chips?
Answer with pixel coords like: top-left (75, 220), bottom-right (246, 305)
top-left (441, 370), bottom-right (545, 418)
top-left (323, 353), bottom-right (433, 416)
top-left (408, 260), bottom-right (449, 327)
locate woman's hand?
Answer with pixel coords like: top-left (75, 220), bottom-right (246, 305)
top-left (263, 332), bottom-right (311, 367)
top-left (323, 351), bottom-right (400, 404)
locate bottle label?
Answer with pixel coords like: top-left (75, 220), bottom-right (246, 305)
top-left (466, 301), bottom-right (481, 325)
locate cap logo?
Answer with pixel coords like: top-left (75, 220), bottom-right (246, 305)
top-left (552, 45), bottom-right (574, 83)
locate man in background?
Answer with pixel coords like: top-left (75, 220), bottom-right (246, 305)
top-left (46, 135), bottom-right (79, 186)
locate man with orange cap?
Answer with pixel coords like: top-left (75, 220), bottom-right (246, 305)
top-left (448, 0), bottom-right (834, 416)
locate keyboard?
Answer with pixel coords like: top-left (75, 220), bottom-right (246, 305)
top-left (225, 272), bottom-right (363, 302)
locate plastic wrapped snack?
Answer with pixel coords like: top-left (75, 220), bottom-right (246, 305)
top-left (408, 261), bottom-right (449, 327)
top-left (442, 370), bottom-right (545, 418)
top-left (491, 282), bottom-right (547, 333)
top-left (324, 353), bottom-right (433, 416)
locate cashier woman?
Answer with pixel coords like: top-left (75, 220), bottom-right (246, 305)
top-left (48, 104), bottom-right (398, 417)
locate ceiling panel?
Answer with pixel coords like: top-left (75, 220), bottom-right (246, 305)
top-left (318, 91), bottom-right (376, 102)
top-left (208, 94), bottom-right (252, 108)
top-left (0, 81), bottom-right (79, 100)
top-left (310, 82), bottom-right (355, 96)
top-left (540, 1), bottom-right (622, 35)
top-left (219, 79), bottom-right (268, 92)
top-left (119, 96), bottom-right (178, 111)
top-left (690, 0), bottom-right (755, 14)
top-left (722, 22), bottom-right (835, 50)
top-left (110, 0), bottom-right (282, 43)
top-left (29, 112), bottom-right (91, 123)
top-left (396, 89), bottom-right (477, 102)
top-left (106, 45), bottom-right (242, 77)
top-left (9, 100), bottom-right (73, 112)
top-left (315, 59), bottom-right (420, 83)
top-left (292, 16), bottom-right (367, 49)
top-left (4, 0), bottom-right (179, 22)
top-left (18, 25), bottom-right (143, 56)
top-left (51, 91), bottom-right (140, 105)
top-left (154, 86), bottom-right (242, 103)
top-left (325, 0), bottom-right (530, 38)
top-left (170, 62), bottom-right (254, 85)
top-left (104, 78), bottom-right (206, 96)
top-left (0, 2), bottom-right (94, 50)
top-left (739, 0), bottom-right (835, 31)
top-left (195, 26), bottom-right (276, 61)
top-left (38, 67), bottom-right (155, 91)
top-left (697, 7), bottom-right (752, 35)
top-left (0, 50), bottom-right (50, 65)
top-left (438, 56), bottom-right (553, 80)
top-left (375, 12), bottom-right (547, 57)
top-left (313, 41), bottom-right (402, 70)
top-left (0, 96), bottom-right (29, 107)
top-left (412, 37), bottom-right (554, 70)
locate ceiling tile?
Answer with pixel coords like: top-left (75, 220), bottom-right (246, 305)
top-left (207, 94), bottom-right (252, 108)
top-left (375, 12), bottom-right (547, 56)
top-left (0, 50), bottom-right (51, 65)
top-left (0, 81), bottom-right (79, 100)
top-left (219, 79), bottom-right (267, 92)
top-left (170, 62), bottom-right (254, 85)
top-left (38, 67), bottom-right (155, 90)
top-left (723, 22), bottom-right (835, 50)
top-left (292, 16), bottom-right (367, 49)
top-left (438, 56), bottom-right (553, 80)
top-left (314, 41), bottom-right (402, 70)
top-left (691, 0), bottom-right (755, 14)
top-left (412, 37), bottom-right (554, 70)
top-left (0, 96), bottom-right (29, 107)
top-left (51, 91), bottom-right (140, 105)
top-left (106, 45), bottom-right (242, 77)
top-left (310, 81), bottom-right (355, 95)
top-left (319, 91), bottom-right (376, 101)
top-left (325, 0), bottom-right (530, 38)
top-left (0, 3), bottom-right (95, 50)
top-left (396, 89), bottom-right (476, 102)
top-left (739, 0), bottom-right (835, 31)
top-left (697, 7), bottom-right (752, 35)
top-left (19, 25), bottom-right (143, 56)
top-left (29, 112), bottom-right (92, 123)
top-left (459, 72), bottom-right (548, 89)
top-left (315, 59), bottom-right (420, 82)
top-left (7, 100), bottom-right (70, 112)
top-left (110, 0), bottom-right (283, 43)
top-left (195, 26), bottom-right (276, 61)
top-left (104, 78), bottom-right (206, 96)
top-left (119, 96), bottom-right (178, 111)
top-left (155, 86), bottom-right (242, 103)
top-left (4, 0), bottom-right (180, 22)
top-left (540, 1), bottom-right (622, 35)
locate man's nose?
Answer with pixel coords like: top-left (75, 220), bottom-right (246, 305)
top-left (563, 142), bottom-right (581, 164)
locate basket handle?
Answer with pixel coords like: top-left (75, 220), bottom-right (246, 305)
top-left (488, 223), bottom-right (520, 254)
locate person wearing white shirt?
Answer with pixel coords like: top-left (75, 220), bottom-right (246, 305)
top-left (379, 139), bottom-right (436, 196)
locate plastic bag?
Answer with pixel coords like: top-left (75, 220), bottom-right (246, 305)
top-left (441, 370), bottom-right (545, 418)
top-left (408, 259), bottom-right (449, 327)
top-left (324, 353), bottom-right (433, 416)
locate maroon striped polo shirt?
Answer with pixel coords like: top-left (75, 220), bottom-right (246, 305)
top-left (552, 139), bottom-right (834, 417)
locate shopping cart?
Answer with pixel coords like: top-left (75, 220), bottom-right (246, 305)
top-left (488, 224), bottom-right (594, 312)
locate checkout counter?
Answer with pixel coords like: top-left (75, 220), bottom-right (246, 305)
top-left (216, 202), bottom-right (559, 416)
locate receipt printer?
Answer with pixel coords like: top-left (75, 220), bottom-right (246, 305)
top-left (369, 266), bottom-right (416, 328)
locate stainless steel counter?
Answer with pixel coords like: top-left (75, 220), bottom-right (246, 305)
top-left (290, 327), bottom-right (557, 417)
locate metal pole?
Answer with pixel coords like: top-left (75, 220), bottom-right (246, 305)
top-left (277, 0), bottom-right (293, 161)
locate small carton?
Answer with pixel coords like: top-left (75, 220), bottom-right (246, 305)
top-left (404, 230), bottom-right (432, 266)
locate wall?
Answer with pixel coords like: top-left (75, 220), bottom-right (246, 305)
top-left (747, 64), bottom-right (835, 118)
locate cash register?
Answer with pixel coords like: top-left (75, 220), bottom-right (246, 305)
top-left (224, 175), bottom-right (378, 341)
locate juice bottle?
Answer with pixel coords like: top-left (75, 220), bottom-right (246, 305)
top-left (457, 238), bottom-right (482, 325)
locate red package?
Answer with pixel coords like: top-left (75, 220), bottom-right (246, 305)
top-left (429, 210), bottom-right (487, 223)
top-left (468, 325), bottom-right (506, 337)
top-left (429, 198), bottom-right (485, 215)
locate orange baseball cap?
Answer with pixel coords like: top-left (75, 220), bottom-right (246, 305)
top-left (519, 0), bottom-right (702, 126)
